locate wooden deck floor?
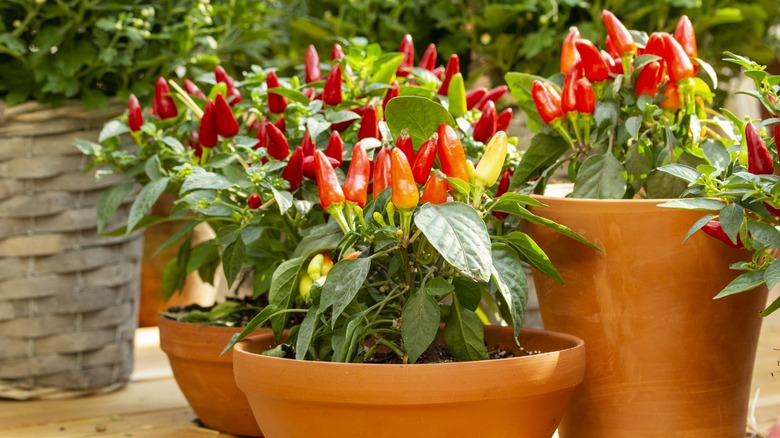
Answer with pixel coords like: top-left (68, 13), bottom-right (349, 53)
top-left (1, 311), bottom-right (779, 437)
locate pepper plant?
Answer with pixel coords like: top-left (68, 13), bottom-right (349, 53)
top-left (657, 53), bottom-right (780, 316)
top-left (507, 10), bottom-right (735, 199)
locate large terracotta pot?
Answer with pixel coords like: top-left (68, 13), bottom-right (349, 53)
top-left (233, 326), bottom-right (586, 438)
top-left (157, 315), bottom-right (263, 437)
top-left (527, 195), bottom-right (768, 437)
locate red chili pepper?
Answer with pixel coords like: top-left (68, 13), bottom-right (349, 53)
top-left (473, 100), bottom-right (497, 143)
top-left (702, 220), bottom-right (743, 249)
top-left (674, 15), bottom-right (698, 59)
top-left (635, 60), bottom-right (664, 97)
top-left (432, 66), bottom-right (445, 80)
top-left (214, 66), bottom-right (242, 104)
top-left (314, 150), bottom-right (345, 210)
top-left (324, 63), bottom-right (343, 106)
top-left (153, 77), bottom-right (178, 119)
top-left (254, 117), bottom-right (267, 150)
top-left (475, 85), bottom-right (509, 112)
top-left (397, 34), bottom-right (414, 77)
top-left (183, 79), bottom-right (206, 100)
top-left (644, 32), bottom-right (666, 59)
top-left (300, 130), bottom-right (314, 156)
top-left (420, 173), bottom-right (448, 205)
top-left (198, 99), bottom-right (218, 148)
top-left (765, 202), bottom-right (780, 217)
top-left (411, 136), bottom-right (437, 184)
top-left (561, 59), bottom-right (583, 114)
top-left (575, 39), bottom-right (610, 83)
top-left (395, 129), bottom-right (415, 164)
top-left (265, 122), bottom-right (289, 160)
top-left (325, 130), bottom-right (344, 166)
top-left (601, 10), bottom-right (636, 56)
top-left (466, 88), bottom-right (487, 110)
top-left (302, 155), bottom-right (340, 180)
top-left (496, 108), bottom-right (513, 132)
top-left (605, 35), bottom-right (620, 59)
top-left (305, 44), bottom-right (322, 83)
top-left (357, 105), bottom-right (379, 141)
top-left (746, 122), bottom-right (774, 175)
top-left (661, 33), bottom-right (695, 82)
top-left (331, 43), bottom-right (344, 61)
top-left (274, 116), bottom-right (285, 133)
top-left (659, 82), bottom-right (681, 110)
top-left (602, 51), bottom-right (623, 76)
top-left (373, 147), bottom-right (392, 198)
top-left (575, 78), bottom-right (596, 114)
top-left (531, 80), bottom-right (564, 125)
top-left (560, 27), bottom-right (581, 74)
top-left (383, 81), bottom-right (400, 113)
top-left (266, 71), bottom-right (288, 114)
top-left (390, 148), bottom-right (419, 209)
top-left (282, 147), bottom-right (305, 191)
top-left (437, 123), bottom-right (469, 184)
top-left (127, 94), bottom-right (143, 132)
top-left (247, 193), bottom-right (262, 209)
top-left (492, 169), bottom-right (513, 219)
top-left (214, 93), bottom-right (239, 138)
top-left (343, 142), bottom-right (370, 207)
top-left (419, 43), bottom-right (437, 71)
top-left (436, 54), bottom-right (460, 96)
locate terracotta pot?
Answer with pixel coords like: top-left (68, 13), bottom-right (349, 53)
top-left (527, 195), bottom-right (768, 437)
top-left (233, 326), bottom-right (585, 438)
top-left (157, 315), bottom-right (263, 437)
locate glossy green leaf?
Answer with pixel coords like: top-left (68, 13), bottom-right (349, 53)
top-left (443, 298), bottom-right (488, 362)
top-left (127, 177), bottom-right (169, 232)
top-left (401, 290), bottom-right (441, 363)
top-left (268, 257), bottom-right (304, 334)
top-left (222, 235), bottom-right (246, 288)
top-left (714, 270), bottom-right (765, 299)
top-left (385, 96), bottom-right (455, 148)
top-left (96, 181), bottom-right (134, 234)
top-left (490, 243), bottom-right (528, 338)
top-left (571, 153), bottom-right (627, 199)
top-left (500, 231), bottom-right (562, 284)
top-left (320, 258), bottom-right (371, 325)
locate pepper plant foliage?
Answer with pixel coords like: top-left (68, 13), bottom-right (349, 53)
top-left (658, 54), bottom-right (780, 316)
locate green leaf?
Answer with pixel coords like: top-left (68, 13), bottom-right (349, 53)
top-left (152, 221), bottom-right (200, 258)
top-left (73, 138), bottom-right (100, 155)
top-left (161, 257), bottom-right (184, 301)
top-left (516, 207), bottom-right (600, 250)
top-left (445, 176), bottom-right (470, 198)
top-left (271, 188), bottom-right (294, 215)
top-left (293, 221), bottom-right (343, 258)
top-left (385, 96), bottom-right (455, 148)
top-left (127, 177), bottom-right (170, 232)
top-left (160, 136), bottom-right (186, 154)
top-left (509, 132), bottom-right (569, 190)
top-left (571, 153), bottom-right (627, 199)
top-left (713, 270), bottom-right (765, 299)
top-left (423, 277), bottom-right (455, 297)
top-left (500, 231), bottom-right (562, 284)
top-left (401, 290), bottom-right (441, 363)
top-left (490, 243), bottom-right (528, 338)
top-left (268, 257), bottom-right (304, 334)
top-left (657, 163), bottom-right (701, 183)
top-left (369, 53), bottom-right (404, 85)
top-left (452, 277), bottom-right (482, 311)
top-left (222, 235), bottom-right (246, 288)
top-left (645, 169), bottom-right (688, 199)
top-left (443, 298), bottom-right (488, 362)
top-left (145, 155), bottom-right (163, 181)
top-left (760, 295), bottom-right (780, 317)
top-left (222, 305), bottom-right (282, 355)
top-left (320, 258), bottom-right (371, 325)
top-left (96, 182), bottom-right (134, 234)
top-left (719, 203), bottom-right (744, 243)
top-left (658, 198), bottom-right (725, 211)
top-left (268, 87), bottom-right (310, 105)
top-left (98, 120), bottom-right (130, 142)
top-left (683, 214), bottom-right (715, 243)
top-left (765, 259), bottom-right (780, 291)
top-left (415, 203), bottom-right (492, 282)
top-left (295, 302), bottom-right (320, 360)
top-left (180, 171), bottom-right (233, 194)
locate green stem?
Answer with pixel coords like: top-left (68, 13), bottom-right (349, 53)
top-left (375, 338), bottom-right (408, 364)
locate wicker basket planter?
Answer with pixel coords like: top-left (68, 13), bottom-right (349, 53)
top-left (0, 101), bottom-right (143, 400)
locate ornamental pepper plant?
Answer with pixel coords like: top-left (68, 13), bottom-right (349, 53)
top-left (507, 10), bottom-right (733, 199)
top-left (657, 54), bottom-right (780, 316)
top-left (225, 97), bottom-right (593, 363)
top-left (78, 35), bottom-right (531, 326)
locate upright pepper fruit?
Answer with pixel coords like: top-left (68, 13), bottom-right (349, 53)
top-left (324, 63), bottom-right (343, 106)
top-left (153, 77), bottom-right (178, 119)
top-left (397, 34), bottom-right (414, 77)
top-left (575, 78), bottom-right (596, 114)
top-left (661, 33), bottom-right (695, 82)
top-left (561, 59), bottom-right (583, 114)
top-left (496, 108), bottom-right (513, 132)
top-left (373, 147), bottom-right (392, 198)
top-left (701, 220), bottom-right (743, 249)
top-left (214, 93), bottom-right (239, 138)
top-left (313, 150), bottom-right (345, 210)
top-left (305, 44), bottom-right (322, 83)
top-left (266, 71), bottom-right (288, 114)
top-left (475, 85), bottom-right (509, 113)
top-left (127, 94), bottom-right (143, 132)
top-left (575, 39), bottom-right (610, 83)
top-left (254, 117), bottom-right (267, 149)
top-left (466, 88), bottom-right (487, 110)
top-left (390, 148), bottom-right (419, 210)
top-left (383, 81), bottom-right (400, 113)
top-left (344, 142), bottom-right (370, 207)
top-left (411, 137), bottom-right (437, 184)
top-left (560, 27), bottom-right (581, 74)
top-left (473, 100), bottom-right (497, 143)
top-left (635, 61), bottom-right (664, 97)
top-left (331, 43), bottom-right (344, 60)
top-left (746, 122), bottom-right (774, 175)
top-left (357, 105), bottom-right (379, 141)
top-left (673, 15), bottom-right (698, 59)
top-left (265, 122), bottom-right (290, 160)
top-left (601, 10), bottom-right (636, 56)
top-left (437, 123), bottom-right (470, 184)
top-left (474, 131), bottom-right (508, 188)
top-left (198, 99), bottom-right (218, 148)
top-left (214, 66), bottom-right (242, 104)
top-left (437, 54), bottom-right (460, 96)
top-left (419, 43), bottom-right (437, 71)
top-left (644, 32), bottom-right (666, 59)
top-left (183, 79), bottom-right (206, 100)
top-left (395, 129), bottom-right (415, 164)
top-left (301, 130), bottom-right (315, 156)
top-left (659, 82), bottom-right (681, 110)
top-left (282, 147), bottom-right (305, 191)
top-left (325, 130), bottom-right (344, 166)
top-left (420, 173), bottom-right (448, 205)
top-left (531, 80), bottom-right (564, 125)
top-left (492, 169), bottom-right (513, 219)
